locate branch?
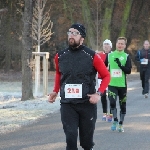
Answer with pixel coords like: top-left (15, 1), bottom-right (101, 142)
top-left (32, 0), bottom-right (53, 46)
top-left (41, 21), bottom-right (53, 35)
top-left (40, 35), bottom-right (52, 46)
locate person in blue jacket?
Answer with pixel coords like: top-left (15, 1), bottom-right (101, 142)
top-left (135, 40), bottom-right (150, 98)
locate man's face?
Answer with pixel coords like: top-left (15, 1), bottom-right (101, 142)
top-left (116, 39), bottom-right (126, 51)
top-left (67, 28), bottom-right (83, 48)
top-left (143, 41), bottom-right (150, 50)
top-left (103, 43), bottom-right (111, 53)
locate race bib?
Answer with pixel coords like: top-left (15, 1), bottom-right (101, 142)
top-left (111, 69), bottom-right (122, 77)
top-left (65, 84), bottom-right (82, 98)
top-left (141, 59), bottom-right (148, 64)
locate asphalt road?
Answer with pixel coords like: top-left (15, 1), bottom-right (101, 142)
top-left (0, 73), bottom-right (150, 150)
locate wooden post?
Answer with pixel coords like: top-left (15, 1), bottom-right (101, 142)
top-left (32, 52), bottom-right (49, 97)
top-left (43, 52), bottom-right (49, 95)
top-left (35, 55), bottom-right (40, 96)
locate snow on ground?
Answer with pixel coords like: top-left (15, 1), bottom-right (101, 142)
top-left (0, 96), bottom-right (60, 135)
top-left (0, 80), bottom-right (60, 135)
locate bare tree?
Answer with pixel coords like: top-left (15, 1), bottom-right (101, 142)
top-left (21, 0), bottom-right (34, 101)
top-left (31, 0), bottom-right (53, 96)
top-left (32, 0), bottom-right (53, 52)
top-left (91, 0), bottom-right (105, 51)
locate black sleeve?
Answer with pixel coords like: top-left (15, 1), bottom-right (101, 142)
top-left (135, 50), bottom-right (140, 62)
top-left (105, 53), bottom-right (108, 67)
top-left (119, 55), bottom-right (132, 74)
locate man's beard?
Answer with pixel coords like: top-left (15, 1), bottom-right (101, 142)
top-left (68, 38), bottom-right (80, 48)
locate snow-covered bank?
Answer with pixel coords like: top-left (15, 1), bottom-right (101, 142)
top-left (0, 96), bottom-right (60, 135)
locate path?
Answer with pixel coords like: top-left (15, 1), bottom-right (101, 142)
top-left (0, 73), bottom-right (150, 150)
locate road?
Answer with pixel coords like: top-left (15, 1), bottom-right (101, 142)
top-left (0, 73), bottom-right (150, 150)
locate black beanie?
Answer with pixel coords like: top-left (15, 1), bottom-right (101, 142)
top-left (70, 23), bottom-right (86, 38)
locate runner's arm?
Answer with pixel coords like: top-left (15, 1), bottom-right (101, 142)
top-left (135, 50), bottom-right (141, 62)
top-left (53, 53), bottom-right (61, 93)
top-left (93, 54), bottom-right (110, 93)
top-left (119, 55), bottom-right (132, 74)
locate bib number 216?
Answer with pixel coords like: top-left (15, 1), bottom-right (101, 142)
top-left (65, 84), bottom-right (82, 98)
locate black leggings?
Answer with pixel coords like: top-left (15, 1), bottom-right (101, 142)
top-left (140, 68), bottom-right (150, 94)
top-left (101, 90), bottom-right (108, 113)
top-left (60, 102), bottom-right (97, 150)
top-left (108, 85), bottom-right (127, 115)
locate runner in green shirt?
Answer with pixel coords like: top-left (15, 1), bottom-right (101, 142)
top-left (105, 37), bottom-right (132, 132)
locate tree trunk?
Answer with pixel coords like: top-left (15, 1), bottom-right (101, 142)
top-left (4, 10), bottom-right (11, 73)
top-left (21, 0), bottom-right (33, 101)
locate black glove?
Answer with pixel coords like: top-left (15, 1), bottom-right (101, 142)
top-left (114, 58), bottom-right (122, 67)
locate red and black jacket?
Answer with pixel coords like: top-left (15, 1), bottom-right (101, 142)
top-left (53, 45), bottom-right (110, 104)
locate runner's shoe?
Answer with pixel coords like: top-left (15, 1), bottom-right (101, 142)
top-left (111, 121), bottom-right (118, 131)
top-left (144, 93), bottom-right (148, 98)
top-left (117, 124), bottom-right (124, 132)
top-left (102, 113), bottom-right (107, 121)
top-left (107, 114), bottom-right (113, 122)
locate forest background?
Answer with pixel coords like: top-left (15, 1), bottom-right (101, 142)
top-left (0, 0), bottom-right (150, 72)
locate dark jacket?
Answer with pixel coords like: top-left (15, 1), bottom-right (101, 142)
top-left (135, 48), bottom-right (150, 69)
top-left (58, 45), bottom-right (97, 104)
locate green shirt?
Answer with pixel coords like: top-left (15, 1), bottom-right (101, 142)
top-left (108, 50), bottom-right (128, 87)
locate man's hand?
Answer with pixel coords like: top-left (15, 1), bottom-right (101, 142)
top-left (48, 92), bottom-right (58, 103)
top-left (87, 93), bottom-right (100, 104)
top-left (114, 58), bottom-right (122, 67)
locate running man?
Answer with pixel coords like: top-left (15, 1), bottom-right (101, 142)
top-left (135, 40), bottom-right (150, 98)
top-left (48, 23), bottom-right (110, 150)
top-left (105, 37), bottom-right (132, 132)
